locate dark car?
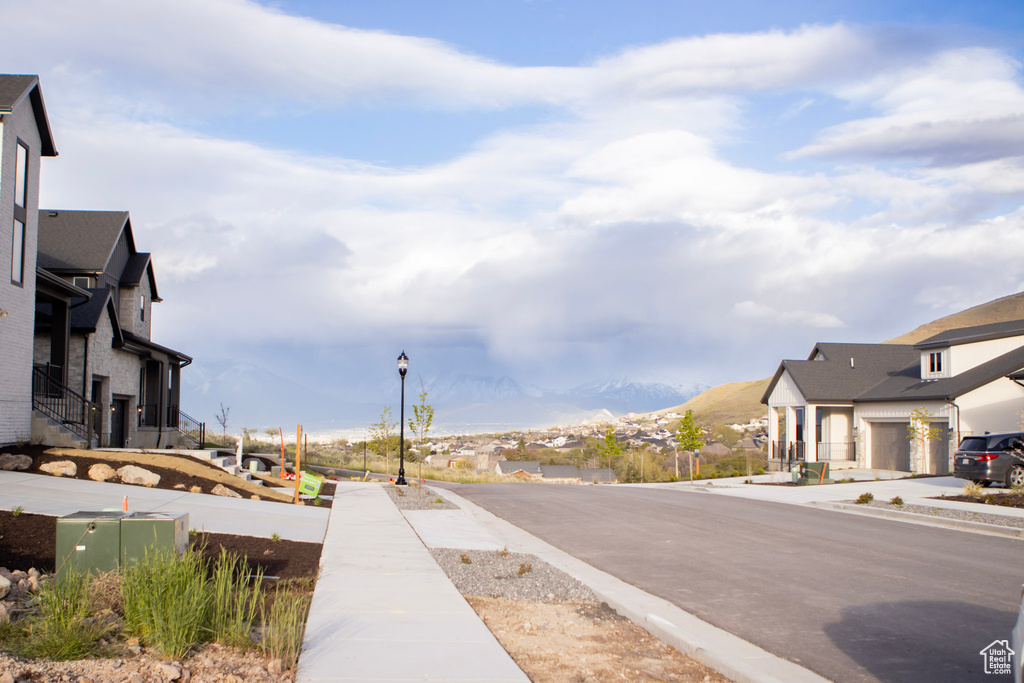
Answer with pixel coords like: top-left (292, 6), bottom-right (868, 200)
top-left (953, 432), bottom-right (1024, 488)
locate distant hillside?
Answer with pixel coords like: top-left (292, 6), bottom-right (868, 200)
top-left (658, 378), bottom-right (770, 425)
top-left (885, 291), bottom-right (1024, 344)
top-left (665, 290), bottom-right (1024, 425)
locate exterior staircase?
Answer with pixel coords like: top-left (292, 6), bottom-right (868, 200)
top-left (31, 412), bottom-right (92, 449)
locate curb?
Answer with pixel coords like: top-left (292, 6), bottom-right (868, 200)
top-left (432, 486), bottom-right (831, 683)
top-left (808, 501), bottom-right (1024, 539)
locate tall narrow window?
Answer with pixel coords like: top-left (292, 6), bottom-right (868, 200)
top-left (140, 293), bottom-right (145, 321)
top-left (11, 141), bottom-right (28, 285)
top-left (14, 142), bottom-right (27, 209)
top-left (929, 352), bottom-right (942, 373)
top-left (11, 219), bottom-right (24, 284)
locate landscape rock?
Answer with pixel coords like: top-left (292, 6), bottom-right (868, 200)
top-left (0, 575), bottom-right (10, 600)
top-left (189, 485), bottom-right (202, 494)
top-left (0, 567), bottom-right (11, 581)
top-left (40, 460), bottom-right (77, 477)
top-left (27, 568), bottom-right (39, 579)
top-left (0, 602), bottom-right (9, 624)
top-left (88, 463), bottom-right (117, 482)
top-left (267, 659), bottom-right (283, 675)
top-left (0, 453), bottom-right (32, 471)
top-left (117, 465), bottom-right (160, 487)
top-left (0, 671), bottom-right (13, 683)
top-left (212, 484), bottom-right (242, 498)
top-left (27, 575), bottom-right (40, 593)
top-left (157, 662), bottom-right (182, 680)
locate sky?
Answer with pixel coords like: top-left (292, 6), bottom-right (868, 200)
top-left (5, 0), bottom-right (1024, 400)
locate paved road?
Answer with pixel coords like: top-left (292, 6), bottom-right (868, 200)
top-left (446, 483), bottom-right (1023, 683)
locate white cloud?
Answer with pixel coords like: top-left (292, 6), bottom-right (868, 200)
top-left (732, 301), bottom-right (845, 328)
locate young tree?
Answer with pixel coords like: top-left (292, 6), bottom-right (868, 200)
top-left (408, 381), bottom-right (435, 458)
top-left (369, 407), bottom-right (398, 475)
top-left (908, 407), bottom-right (943, 473)
top-left (215, 403), bottom-right (230, 438)
top-left (597, 427), bottom-right (622, 472)
top-left (676, 410), bottom-right (705, 482)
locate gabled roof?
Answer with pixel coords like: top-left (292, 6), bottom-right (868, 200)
top-left (37, 210), bottom-right (132, 272)
top-left (915, 318), bottom-right (1024, 350)
top-left (761, 343), bottom-right (919, 404)
top-left (0, 75), bottom-right (57, 157)
top-left (67, 289), bottom-right (124, 346)
top-left (858, 344), bottom-right (1024, 402)
top-left (497, 461), bottom-right (541, 474)
top-left (120, 253), bottom-right (161, 301)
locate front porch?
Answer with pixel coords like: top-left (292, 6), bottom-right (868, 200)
top-left (767, 404), bottom-right (859, 472)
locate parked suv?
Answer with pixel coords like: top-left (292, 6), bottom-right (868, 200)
top-left (953, 432), bottom-right (1024, 488)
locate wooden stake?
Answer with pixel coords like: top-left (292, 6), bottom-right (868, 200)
top-left (279, 427), bottom-right (286, 478)
top-left (294, 425), bottom-right (302, 504)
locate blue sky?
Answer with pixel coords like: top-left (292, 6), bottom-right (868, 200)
top-left (5, 0), bottom-right (1024, 406)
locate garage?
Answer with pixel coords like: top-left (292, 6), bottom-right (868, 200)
top-left (871, 422), bottom-right (911, 471)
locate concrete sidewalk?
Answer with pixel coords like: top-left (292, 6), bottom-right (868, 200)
top-left (296, 482), bottom-right (527, 682)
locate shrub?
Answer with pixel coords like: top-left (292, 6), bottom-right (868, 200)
top-left (208, 548), bottom-right (264, 648)
top-left (261, 590), bottom-right (310, 669)
top-left (460, 554), bottom-right (472, 564)
top-left (889, 496), bottom-right (904, 507)
top-left (855, 492), bottom-right (874, 504)
top-left (18, 568), bottom-right (109, 660)
top-left (517, 563), bottom-right (532, 576)
top-left (962, 481), bottom-right (983, 498)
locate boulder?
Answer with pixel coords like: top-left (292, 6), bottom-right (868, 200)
top-left (0, 453), bottom-right (32, 471)
top-left (40, 460), bottom-right (77, 477)
top-left (211, 484), bottom-right (241, 498)
top-left (0, 574), bottom-right (10, 600)
top-left (117, 465), bottom-right (160, 487)
top-left (88, 463), bottom-right (117, 482)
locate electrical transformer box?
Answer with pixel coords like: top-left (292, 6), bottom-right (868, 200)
top-left (55, 511), bottom-right (128, 580)
top-left (120, 512), bottom-right (190, 568)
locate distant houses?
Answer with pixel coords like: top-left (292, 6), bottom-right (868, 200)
top-left (494, 460), bottom-right (615, 484)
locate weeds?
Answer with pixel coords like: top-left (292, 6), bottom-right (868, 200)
top-left (271, 533), bottom-right (281, 542)
top-left (497, 546), bottom-right (510, 558)
top-left (11, 506), bottom-right (24, 517)
top-left (121, 548), bottom-right (210, 658)
top-left (855, 492), bottom-right (874, 504)
top-left (963, 481), bottom-right (984, 498)
top-left (517, 563), bottom-right (533, 576)
top-left (460, 554), bottom-right (472, 565)
top-left (261, 590), bottom-right (310, 669)
top-left (208, 548), bottom-right (264, 648)
top-left (889, 496), bottom-right (904, 507)
top-left (17, 568), bottom-right (109, 660)
top-left (433, 498), bottom-right (444, 505)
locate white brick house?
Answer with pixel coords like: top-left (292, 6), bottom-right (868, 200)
top-left (762, 320), bottom-right (1024, 475)
top-left (0, 76), bottom-right (56, 446)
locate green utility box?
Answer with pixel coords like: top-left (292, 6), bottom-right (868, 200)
top-left (120, 512), bottom-right (189, 568)
top-left (55, 511), bottom-right (128, 580)
top-left (796, 462), bottom-right (832, 485)
top-left (298, 471), bottom-right (323, 498)
top-left (55, 511), bottom-right (190, 580)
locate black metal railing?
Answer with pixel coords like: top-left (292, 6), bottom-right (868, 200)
top-left (817, 441), bottom-right (856, 461)
top-left (168, 405), bottom-right (204, 446)
top-left (32, 365), bottom-right (94, 443)
top-left (772, 440), bottom-right (806, 470)
top-left (138, 403), bottom-right (158, 427)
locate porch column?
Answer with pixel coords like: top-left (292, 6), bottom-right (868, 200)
top-left (805, 405), bottom-right (818, 462)
top-left (768, 407), bottom-right (779, 459)
top-left (49, 299), bottom-right (69, 383)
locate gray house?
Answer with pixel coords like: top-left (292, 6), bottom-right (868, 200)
top-left (34, 210), bottom-right (199, 448)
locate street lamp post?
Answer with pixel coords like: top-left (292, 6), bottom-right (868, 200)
top-left (396, 351), bottom-right (409, 485)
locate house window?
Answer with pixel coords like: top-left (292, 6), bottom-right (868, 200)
top-left (11, 141), bottom-right (28, 286)
top-left (140, 293), bottom-right (145, 321)
top-left (929, 352), bottom-right (942, 373)
top-left (73, 276), bottom-right (91, 289)
top-left (14, 142), bottom-right (27, 209)
top-left (11, 219), bottom-right (25, 285)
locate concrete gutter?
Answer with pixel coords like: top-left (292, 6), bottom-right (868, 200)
top-left (433, 487), bottom-right (831, 683)
top-left (809, 500), bottom-right (1024, 540)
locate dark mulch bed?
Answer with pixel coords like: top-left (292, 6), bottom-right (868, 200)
top-left (0, 510), bottom-right (321, 581)
top-left (932, 491), bottom-right (1024, 508)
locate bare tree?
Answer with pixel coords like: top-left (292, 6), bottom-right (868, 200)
top-left (215, 403), bottom-right (231, 438)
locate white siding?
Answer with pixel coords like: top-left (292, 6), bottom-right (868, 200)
top-left (949, 336), bottom-right (1024, 376)
top-left (956, 378), bottom-right (1024, 436)
top-left (768, 371), bottom-right (805, 407)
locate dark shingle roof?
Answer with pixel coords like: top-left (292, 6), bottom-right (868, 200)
top-left (37, 211), bottom-right (130, 272)
top-left (497, 461), bottom-right (541, 474)
top-left (540, 465), bottom-right (582, 479)
top-left (0, 75), bottom-right (56, 156)
top-left (120, 252), bottom-right (160, 301)
top-left (858, 344), bottom-right (1024, 402)
top-left (915, 319), bottom-right (1024, 350)
top-left (761, 343), bottom-right (919, 404)
top-left (69, 288), bottom-right (113, 332)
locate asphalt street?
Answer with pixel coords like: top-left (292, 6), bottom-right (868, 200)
top-left (446, 483), bottom-right (1024, 683)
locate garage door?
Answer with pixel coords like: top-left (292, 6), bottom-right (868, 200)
top-left (871, 422), bottom-right (911, 471)
top-left (928, 426), bottom-right (951, 475)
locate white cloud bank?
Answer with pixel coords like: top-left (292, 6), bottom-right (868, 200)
top-left (4, 0), bottom-right (1024, 388)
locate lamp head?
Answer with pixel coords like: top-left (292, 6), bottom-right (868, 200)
top-left (397, 351), bottom-right (409, 378)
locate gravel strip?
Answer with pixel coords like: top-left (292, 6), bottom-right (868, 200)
top-left (431, 548), bottom-right (596, 603)
top-left (858, 500), bottom-right (1024, 530)
top-left (381, 482), bottom-right (460, 510)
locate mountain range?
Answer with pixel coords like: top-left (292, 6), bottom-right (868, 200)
top-left (180, 362), bottom-right (707, 436)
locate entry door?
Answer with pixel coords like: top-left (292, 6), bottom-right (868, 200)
top-left (928, 427), bottom-right (951, 475)
top-left (110, 399), bottom-right (128, 448)
top-left (871, 422), bottom-right (911, 471)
